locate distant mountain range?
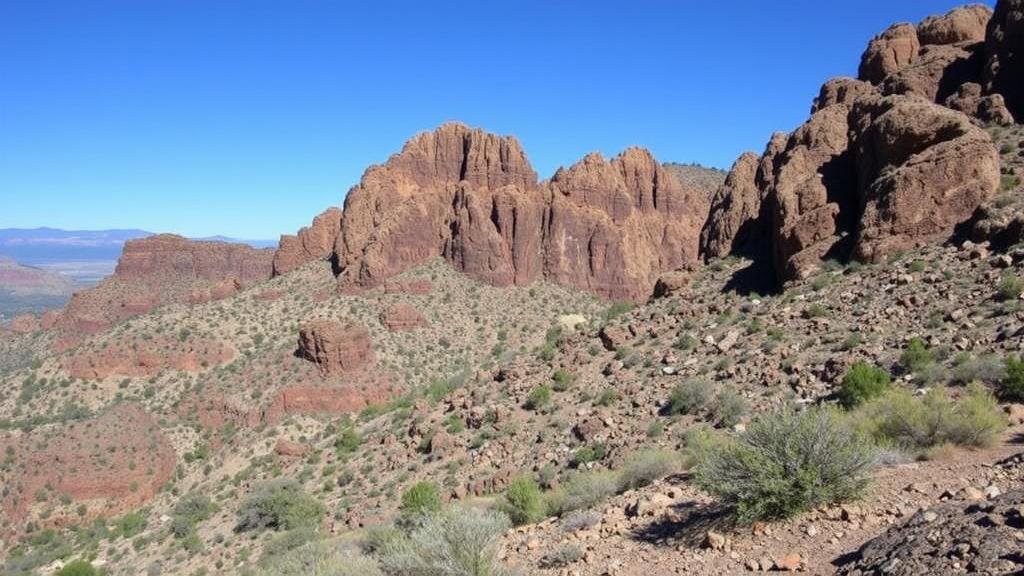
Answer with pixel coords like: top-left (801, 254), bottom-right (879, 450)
top-left (0, 228), bottom-right (277, 264)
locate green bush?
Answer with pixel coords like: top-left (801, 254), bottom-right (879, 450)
top-left (855, 385), bottom-right (1007, 451)
top-left (667, 379), bottom-right (711, 416)
top-left (898, 338), bottom-right (934, 373)
top-left (335, 428), bottom-right (362, 454)
top-left (236, 479), bottom-right (325, 532)
top-left (377, 507), bottom-right (510, 576)
top-left (551, 369), bottom-right (575, 392)
top-left (711, 390), bottom-right (748, 428)
top-left (691, 407), bottom-right (876, 524)
top-left (525, 384), bottom-right (552, 410)
top-left (171, 492), bottom-right (216, 538)
top-left (997, 272), bottom-right (1024, 301)
top-left (499, 477), bottom-right (547, 526)
top-left (399, 481), bottom-right (442, 524)
top-left (570, 443), bottom-right (606, 467)
top-left (546, 471), bottom-right (618, 516)
top-left (617, 448), bottom-right (680, 491)
top-left (1001, 356), bottom-right (1024, 401)
top-left (254, 541), bottom-right (382, 576)
top-left (838, 361), bottom-right (891, 409)
top-left (57, 560), bottom-right (98, 576)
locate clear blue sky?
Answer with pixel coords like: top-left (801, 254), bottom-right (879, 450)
top-left (0, 0), bottom-right (992, 239)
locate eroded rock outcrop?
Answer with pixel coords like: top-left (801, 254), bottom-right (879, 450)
top-left (700, 152), bottom-right (760, 258)
top-left (984, 0), bottom-right (1024, 118)
top-left (272, 207), bottom-right (343, 275)
top-left (850, 95), bottom-right (1000, 262)
top-left (318, 122), bottom-right (707, 301)
top-left (917, 4), bottom-right (993, 45)
top-left (380, 304), bottom-right (427, 331)
top-left (859, 23), bottom-right (921, 84)
top-left (61, 336), bottom-right (235, 379)
top-left (944, 82), bottom-right (1016, 125)
top-left (297, 319), bottom-right (375, 376)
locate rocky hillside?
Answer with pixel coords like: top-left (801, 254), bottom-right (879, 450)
top-left (1, 2), bottom-right (1023, 576)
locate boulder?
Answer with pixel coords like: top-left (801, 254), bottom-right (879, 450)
top-left (379, 304), bottom-right (427, 331)
top-left (880, 42), bottom-right (985, 103)
top-left (984, 0), bottom-right (1024, 119)
top-left (917, 4), bottom-right (992, 45)
top-left (297, 319), bottom-right (375, 376)
top-left (944, 82), bottom-right (1016, 125)
top-left (811, 77), bottom-right (877, 113)
top-left (859, 23), bottom-right (920, 84)
top-left (700, 152), bottom-right (760, 258)
top-left (850, 95), bottom-right (1000, 262)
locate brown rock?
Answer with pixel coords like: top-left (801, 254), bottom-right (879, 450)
top-left (774, 553), bottom-right (803, 572)
top-left (61, 335), bottom-right (235, 379)
top-left (599, 324), bottom-right (632, 351)
top-left (331, 123), bottom-right (707, 301)
top-left (859, 23), bottom-right (920, 84)
top-left (984, 0), bottom-right (1024, 119)
top-left (945, 82), bottom-right (1016, 125)
top-left (7, 313), bottom-right (39, 334)
top-left (297, 319), bottom-right (375, 376)
top-left (383, 278), bottom-right (433, 295)
top-left (812, 77), bottom-right (878, 114)
top-left (880, 42), bottom-right (985, 103)
top-left (380, 303), bottom-right (427, 331)
top-left (701, 152), bottom-right (761, 258)
top-left (273, 207), bottom-right (343, 276)
top-left (263, 382), bottom-right (394, 423)
top-left (652, 268), bottom-right (694, 298)
top-left (917, 4), bottom-right (992, 45)
top-left (770, 103), bottom-right (855, 282)
top-left (115, 234), bottom-right (271, 283)
top-left (850, 95), bottom-right (1000, 262)
top-left (274, 438), bottom-right (309, 457)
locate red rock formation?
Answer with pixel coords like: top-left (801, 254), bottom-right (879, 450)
top-left (945, 82), bottom-right (1016, 125)
top-left (812, 77), bottom-right (877, 114)
top-left (7, 314), bottom-right (39, 334)
top-left (859, 23), bottom-right (921, 84)
top-left (0, 404), bottom-right (175, 541)
top-left (297, 319), bottom-right (375, 376)
top-left (299, 123), bottom-right (707, 302)
top-left (61, 336), bottom-right (235, 379)
top-left (380, 304), bottom-right (427, 331)
top-left (272, 207), bottom-right (343, 276)
top-left (49, 235), bottom-right (273, 350)
top-left (880, 42), bottom-right (985, 103)
top-left (383, 279), bottom-right (433, 295)
top-left (263, 383), bottom-right (394, 423)
top-left (985, 0), bottom-right (1024, 119)
top-left (544, 148), bottom-right (709, 300)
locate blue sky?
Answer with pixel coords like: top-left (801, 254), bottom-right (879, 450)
top-left (0, 0), bottom-right (993, 239)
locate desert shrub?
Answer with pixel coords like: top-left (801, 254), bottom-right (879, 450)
top-left (499, 477), bottom-right (547, 526)
top-left (551, 369), bottom-right (575, 391)
top-left (236, 479), bottom-right (325, 532)
top-left (837, 361), bottom-right (891, 409)
top-left (559, 509), bottom-right (602, 532)
top-left (376, 507), bottom-right (510, 576)
top-left (398, 481), bottom-right (442, 527)
top-left (856, 385), bottom-right (1006, 451)
top-left (951, 353), bottom-right (1005, 385)
top-left (667, 379), bottom-right (711, 415)
top-left (1001, 356), bottom-right (1024, 401)
top-left (711, 389), bottom-right (748, 427)
top-left (546, 471), bottom-right (618, 516)
top-left (570, 443), bottom-right (606, 467)
top-left (171, 493), bottom-right (216, 538)
top-left (617, 448), bottom-right (680, 491)
top-left (997, 272), bottom-right (1024, 301)
top-left (898, 338), bottom-right (934, 373)
top-left (255, 541), bottom-right (382, 576)
top-left (691, 407), bottom-right (876, 524)
top-left (334, 428), bottom-right (362, 454)
top-left (540, 544), bottom-right (584, 568)
top-left (57, 560), bottom-right (98, 576)
top-left (525, 384), bottom-right (552, 410)
top-left (259, 527), bottom-right (318, 563)
top-left (595, 388), bottom-right (618, 407)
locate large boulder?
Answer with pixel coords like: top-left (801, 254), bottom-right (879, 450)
top-left (859, 23), bottom-right (921, 84)
top-left (850, 95), bottom-right (1000, 262)
top-left (273, 207), bottom-right (343, 275)
top-left (917, 4), bottom-right (993, 45)
top-left (297, 319), bottom-right (375, 376)
top-left (984, 0), bottom-right (1024, 119)
top-left (811, 77), bottom-right (877, 114)
top-left (380, 304), bottom-right (427, 331)
top-left (944, 82), bottom-right (1017, 125)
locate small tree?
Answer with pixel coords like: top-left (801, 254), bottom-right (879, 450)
top-left (898, 338), bottom-right (934, 373)
top-left (525, 384), bottom-right (552, 410)
top-left (236, 479), bottom-right (325, 532)
top-left (57, 560), bottom-right (98, 576)
top-left (378, 507), bottom-right (510, 576)
top-left (667, 379), bottom-right (711, 415)
top-left (399, 481), bottom-right (442, 528)
top-left (838, 361), bottom-right (891, 409)
top-left (1001, 356), bottom-right (1024, 401)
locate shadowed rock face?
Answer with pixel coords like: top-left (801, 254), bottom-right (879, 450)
top-left (287, 122), bottom-right (709, 302)
top-left (985, 0), bottom-right (1024, 118)
top-left (700, 152), bottom-right (760, 258)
